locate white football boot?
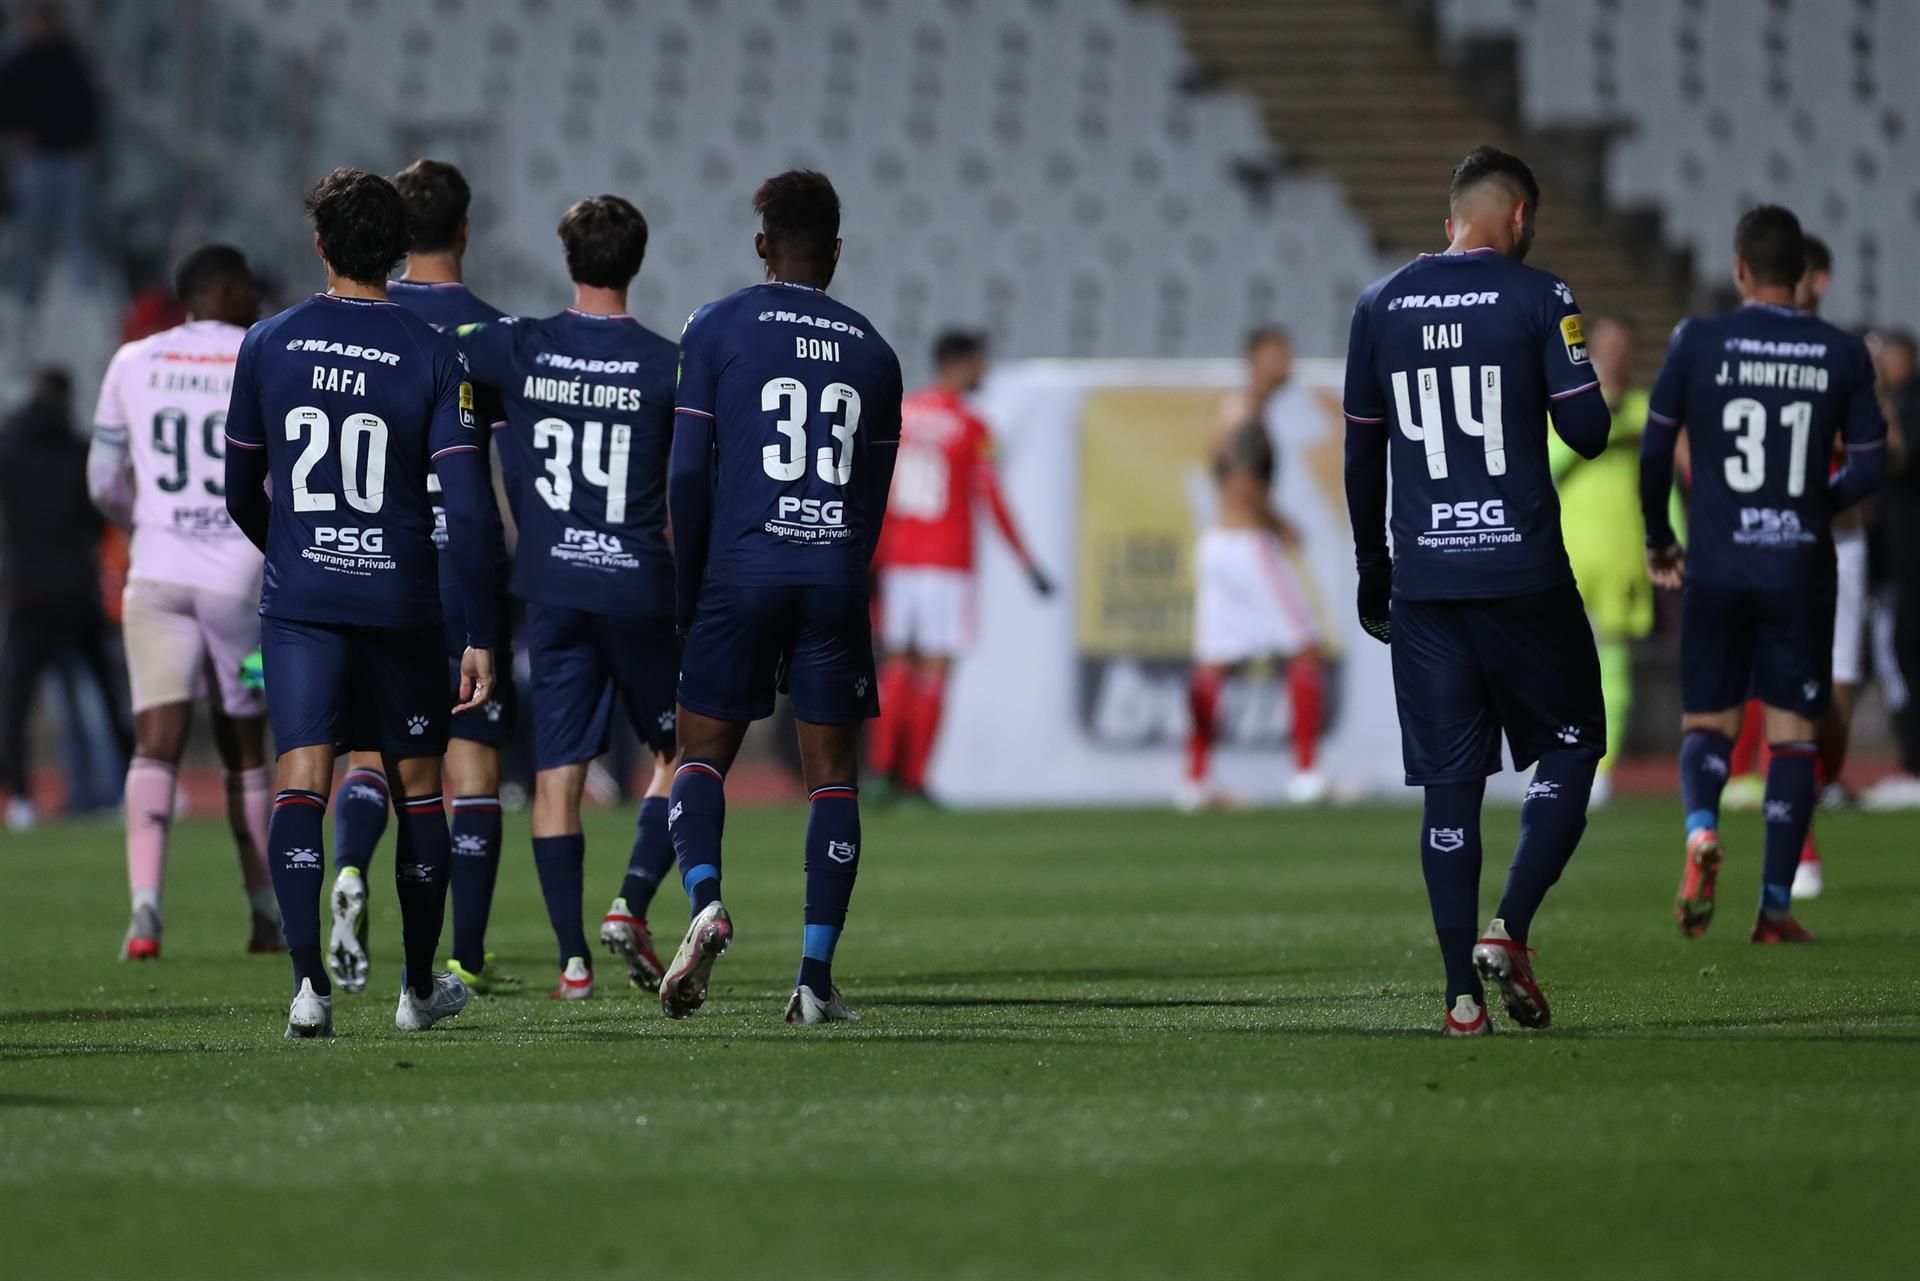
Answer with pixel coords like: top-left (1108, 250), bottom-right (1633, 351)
top-left (660, 902), bottom-right (732, 1019)
top-left (1442, 994), bottom-right (1492, 1037)
top-left (394, 971), bottom-right (470, 1032)
top-left (327, 868), bottom-right (370, 993)
top-left (1791, 856), bottom-right (1826, 900)
top-left (285, 978), bottom-right (334, 1040)
top-left (784, 984), bottom-right (861, 1025)
top-left (550, 956), bottom-right (594, 1000)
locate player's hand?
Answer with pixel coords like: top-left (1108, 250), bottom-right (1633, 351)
top-left (1028, 565), bottom-right (1056, 598)
top-left (1646, 544), bottom-right (1686, 591)
top-left (454, 646), bottom-right (495, 715)
top-left (1356, 561), bottom-right (1392, 645)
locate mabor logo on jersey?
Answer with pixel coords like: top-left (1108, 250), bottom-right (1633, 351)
top-left (314, 526), bottom-right (384, 554)
top-left (1429, 500), bottom-right (1506, 530)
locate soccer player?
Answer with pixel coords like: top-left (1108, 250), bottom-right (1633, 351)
top-left (223, 167), bottom-right (501, 1037)
top-left (1343, 147), bottom-right (1611, 1036)
top-left (325, 159), bottom-right (521, 996)
top-left (1551, 316), bottom-right (1654, 806)
top-left (458, 195), bottom-right (679, 1000)
top-left (1640, 206), bottom-right (1885, 944)
top-left (870, 330), bottom-right (1049, 801)
top-left (1183, 330), bottom-right (1326, 810)
top-left (86, 244), bottom-right (282, 959)
top-left (664, 170), bottom-right (902, 1025)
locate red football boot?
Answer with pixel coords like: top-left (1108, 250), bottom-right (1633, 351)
top-left (1471, 918), bottom-right (1551, 1029)
top-left (1751, 915), bottom-right (1817, 944)
top-left (1675, 828), bottom-right (1723, 938)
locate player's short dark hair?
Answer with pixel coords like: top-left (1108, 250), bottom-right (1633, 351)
top-left (1734, 204), bottom-right (1806, 288)
top-left (1245, 326), bottom-right (1290, 353)
top-left (1802, 233), bottom-right (1832, 276)
top-left (932, 329), bottom-right (986, 368)
top-left (391, 158), bottom-right (472, 255)
top-left (753, 169), bottom-right (840, 274)
top-left (173, 244), bottom-right (250, 303)
top-left (1878, 328), bottom-right (1918, 359)
top-left (558, 195), bottom-right (648, 290)
top-left (1449, 146), bottom-right (1540, 212)
top-left (304, 167), bottom-right (410, 287)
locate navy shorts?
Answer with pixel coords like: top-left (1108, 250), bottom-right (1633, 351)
top-left (261, 617), bottom-right (449, 758)
top-left (679, 582), bottom-right (879, 725)
top-left (1391, 583), bottom-right (1605, 785)
top-left (447, 658), bottom-right (516, 745)
top-left (524, 602), bottom-right (679, 770)
top-left (1682, 572), bottom-right (1835, 718)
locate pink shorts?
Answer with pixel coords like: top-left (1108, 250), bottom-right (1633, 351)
top-left (121, 578), bottom-right (265, 716)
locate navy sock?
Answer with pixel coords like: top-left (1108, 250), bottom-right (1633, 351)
top-left (449, 794), bottom-right (503, 973)
top-left (532, 833), bottom-right (590, 968)
top-left (619, 796), bottom-right (675, 917)
top-left (670, 761), bottom-right (727, 916)
top-left (394, 795), bottom-right (452, 999)
top-left (1761, 743), bottom-right (1817, 920)
top-left (332, 767), bottom-right (389, 874)
top-left (799, 784), bottom-right (862, 993)
top-left (1679, 728), bottom-right (1734, 837)
top-left (1496, 751), bottom-right (1596, 945)
top-left (269, 789), bottom-right (330, 996)
top-left (1420, 780), bottom-right (1485, 1008)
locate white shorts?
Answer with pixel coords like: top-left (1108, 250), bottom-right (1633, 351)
top-left (880, 566), bottom-right (975, 658)
top-left (1192, 528), bottom-right (1319, 665)
top-left (1833, 531), bottom-right (1868, 686)
top-left (122, 578), bottom-right (265, 716)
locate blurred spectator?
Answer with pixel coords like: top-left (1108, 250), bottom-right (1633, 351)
top-left (1867, 331), bottom-right (1920, 806)
top-left (1553, 316), bottom-right (1653, 805)
top-left (119, 253), bottom-right (186, 343)
top-left (0, 4), bottom-right (103, 304)
top-left (0, 368), bottom-right (129, 828)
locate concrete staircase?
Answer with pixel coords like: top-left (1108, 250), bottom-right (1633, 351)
top-left (1161, 0), bottom-right (1684, 379)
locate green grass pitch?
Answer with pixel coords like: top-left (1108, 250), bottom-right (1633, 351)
top-left (3, 798), bottom-right (1918, 1279)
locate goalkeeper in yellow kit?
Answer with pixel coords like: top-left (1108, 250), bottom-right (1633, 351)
top-left (1552, 316), bottom-right (1661, 802)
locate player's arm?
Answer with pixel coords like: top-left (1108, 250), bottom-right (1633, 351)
top-left (222, 330), bottom-right (272, 552)
top-left (428, 352), bottom-right (501, 711)
top-left (1540, 279), bottom-right (1610, 460)
top-left (1340, 295), bottom-right (1392, 644)
top-left (970, 420), bottom-right (1051, 596)
top-left (1639, 321), bottom-right (1690, 589)
top-left (453, 320), bottom-right (524, 525)
top-left (668, 311), bottom-right (720, 633)
top-left (86, 348), bottom-right (135, 527)
top-left (859, 350), bottom-right (903, 568)
top-left (1831, 341), bottom-right (1890, 511)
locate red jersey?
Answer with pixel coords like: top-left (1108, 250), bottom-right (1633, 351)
top-left (879, 386), bottom-right (1034, 573)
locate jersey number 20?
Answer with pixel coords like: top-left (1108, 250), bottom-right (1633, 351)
top-left (286, 407), bottom-right (387, 513)
top-left (761, 378), bottom-right (861, 484)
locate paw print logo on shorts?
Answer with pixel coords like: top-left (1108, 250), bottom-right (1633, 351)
top-left (483, 699), bottom-right (502, 723)
top-left (407, 715), bottom-right (429, 736)
top-left (855, 677), bottom-right (870, 698)
top-left (1556, 725), bottom-right (1580, 745)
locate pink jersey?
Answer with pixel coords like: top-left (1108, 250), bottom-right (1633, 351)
top-left (92, 320), bottom-right (263, 598)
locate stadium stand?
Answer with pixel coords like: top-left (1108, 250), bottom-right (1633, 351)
top-left (1437, 0), bottom-right (1917, 327)
top-left (94, 0), bottom-right (1396, 374)
top-left (1170, 0), bottom-right (1686, 377)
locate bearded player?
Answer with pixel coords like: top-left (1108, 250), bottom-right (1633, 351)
top-left (869, 330), bottom-right (1050, 801)
top-left (87, 244), bottom-right (282, 960)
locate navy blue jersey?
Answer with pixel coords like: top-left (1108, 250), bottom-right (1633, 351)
top-left (1343, 248), bottom-right (1601, 600)
top-left (460, 310), bottom-right (676, 617)
top-left (223, 294), bottom-right (479, 629)
top-left (386, 280), bottom-right (511, 656)
top-left (674, 282), bottom-right (903, 587)
top-left (1647, 303), bottom-right (1884, 588)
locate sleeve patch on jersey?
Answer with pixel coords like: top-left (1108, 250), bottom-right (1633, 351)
top-left (458, 381), bottom-right (477, 428)
top-left (1560, 315), bottom-right (1589, 365)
